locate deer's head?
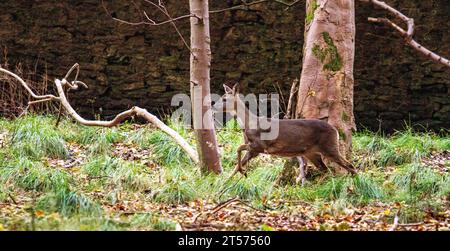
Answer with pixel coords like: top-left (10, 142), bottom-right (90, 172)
top-left (213, 82), bottom-right (239, 115)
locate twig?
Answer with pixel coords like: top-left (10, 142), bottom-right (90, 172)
top-left (273, 82), bottom-right (287, 115)
top-left (193, 196), bottom-right (266, 224)
top-left (389, 212), bottom-right (399, 231)
top-left (63, 159), bottom-right (81, 168)
top-left (102, 0), bottom-right (194, 55)
top-left (143, 0), bottom-right (193, 56)
top-left (217, 175), bottom-right (243, 201)
top-left (284, 78), bottom-right (299, 119)
top-left (236, 200), bottom-right (267, 213)
top-left (210, 0), bottom-right (301, 14)
top-left (399, 222), bottom-right (423, 227)
top-left (362, 0), bottom-right (450, 67)
top-left (0, 67), bottom-right (60, 101)
top-left (193, 196), bottom-right (240, 223)
top-left (8, 193), bottom-right (17, 205)
top-left (102, 0), bottom-right (194, 26)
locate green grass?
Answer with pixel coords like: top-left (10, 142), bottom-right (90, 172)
top-left (0, 157), bottom-right (70, 192)
top-left (391, 163), bottom-right (449, 202)
top-left (130, 122), bottom-right (191, 167)
top-left (353, 128), bottom-right (449, 168)
top-left (0, 115), bottom-right (448, 230)
top-left (129, 213), bottom-right (177, 230)
top-left (8, 116), bottom-right (69, 159)
top-left (37, 189), bottom-right (102, 216)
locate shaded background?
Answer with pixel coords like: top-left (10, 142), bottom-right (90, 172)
top-left (0, 0), bottom-right (448, 132)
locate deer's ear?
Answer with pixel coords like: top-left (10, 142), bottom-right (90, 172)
top-left (232, 83), bottom-right (239, 94)
top-left (223, 84), bottom-right (233, 94)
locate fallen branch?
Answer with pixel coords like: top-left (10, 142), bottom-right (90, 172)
top-left (398, 222), bottom-right (423, 227)
top-left (193, 196), bottom-right (241, 223)
top-left (193, 196), bottom-right (266, 224)
top-left (0, 64), bottom-right (200, 164)
top-left (362, 0), bottom-right (450, 67)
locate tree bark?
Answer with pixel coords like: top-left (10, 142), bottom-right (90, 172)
top-left (295, 0), bottom-right (356, 158)
top-left (189, 0), bottom-right (222, 174)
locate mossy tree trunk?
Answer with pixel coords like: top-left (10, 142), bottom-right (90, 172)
top-left (295, 0), bottom-right (356, 158)
top-left (189, 0), bottom-right (222, 174)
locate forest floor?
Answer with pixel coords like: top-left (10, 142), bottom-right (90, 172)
top-left (0, 116), bottom-right (449, 231)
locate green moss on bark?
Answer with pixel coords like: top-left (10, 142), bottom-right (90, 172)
top-left (306, 0), bottom-right (319, 25)
top-left (338, 128), bottom-right (347, 141)
top-left (342, 111), bottom-right (350, 122)
top-left (312, 32), bottom-right (343, 72)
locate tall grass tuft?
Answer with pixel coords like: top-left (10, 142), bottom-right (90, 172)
top-left (130, 121), bottom-right (191, 167)
top-left (353, 127), bottom-right (449, 168)
top-left (37, 189), bottom-right (102, 216)
top-left (391, 163), bottom-right (449, 202)
top-left (0, 158), bottom-right (70, 192)
top-left (153, 168), bottom-right (195, 204)
top-left (129, 213), bottom-right (177, 230)
top-left (9, 116), bottom-right (68, 159)
top-left (82, 156), bottom-right (152, 191)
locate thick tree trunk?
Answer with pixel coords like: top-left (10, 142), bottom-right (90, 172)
top-left (189, 0), bottom-right (222, 174)
top-left (296, 0), bottom-right (356, 158)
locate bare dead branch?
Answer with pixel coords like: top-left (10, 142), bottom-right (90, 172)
top-left (284, 78), bottom-right (299, 119)
top-left (0, 64), bottom-right (200, 164)
top-left (102, 0), bottom-right (194, 55)
top-left (28, 98), bottom-right (54, 105)
top-left (101, 0), bottom-right (195, 26)
top-left (0, 67), bottom-right (60, 101)
top-left (193, 196), bottom-right (240, 223)
top-left (114, 12), bottom-right (195, 26)
top-left (143, 0), bottom-right (193, 55)
top-left (210, 0), bottom-right (301, 14)
top-left (362, 0), bottom-right (450, 67)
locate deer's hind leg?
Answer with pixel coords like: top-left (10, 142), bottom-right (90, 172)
top-left (323, 150), bottom-right (357, 174)
top-left (296, 156), bottom-right (307, 186)
top-left (305, 153), bottom-right (328, 172)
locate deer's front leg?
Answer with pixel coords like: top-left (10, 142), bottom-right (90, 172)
top-left (231, 144), bottom-right (250, 177)
top-left (237, 150), bottom-right (259, 176)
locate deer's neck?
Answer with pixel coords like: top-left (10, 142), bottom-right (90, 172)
top-left (235, 96), bottom-right (259, 130)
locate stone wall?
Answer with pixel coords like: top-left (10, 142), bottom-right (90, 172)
top-left (0, 0), bottom-right (448, 131)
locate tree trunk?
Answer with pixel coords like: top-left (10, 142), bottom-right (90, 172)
top-left (295, 0), bottom-right (356, 158)
top-left (189, 0), bottom-right (222, 174)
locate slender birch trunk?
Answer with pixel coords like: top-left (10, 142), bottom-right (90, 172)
top-left (189, 0), bottom-right (222, 173)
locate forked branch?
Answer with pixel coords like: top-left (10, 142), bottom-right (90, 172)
top-left (361, 0), bottom-right (450, 67)
top-left (0, 64), bottom-right (199, 164)
top-left (101, 0), bottom-right (195, 54)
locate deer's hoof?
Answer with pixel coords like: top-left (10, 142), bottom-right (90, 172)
top-left (295, 177), bottom-right (307, 187)
top-left (237, 167), bottom-right (247, 176)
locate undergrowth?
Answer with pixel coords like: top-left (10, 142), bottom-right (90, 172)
top-left (0, 115), bottom-right (448, 230)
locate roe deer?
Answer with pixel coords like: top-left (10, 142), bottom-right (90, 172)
top-left (214, 83), bottom-right (357, 185)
